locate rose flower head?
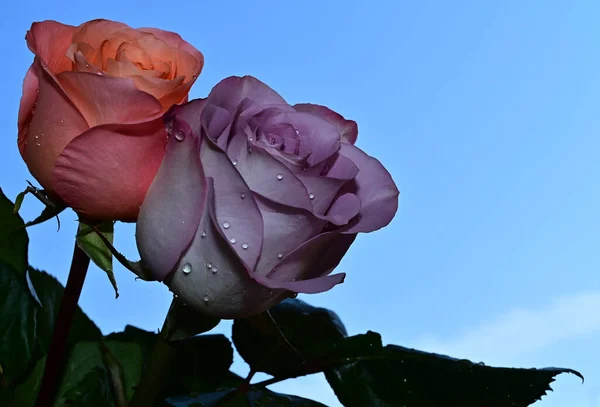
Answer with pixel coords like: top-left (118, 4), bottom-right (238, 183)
top-left (136, 76), bottom-right (399, 318)
top-left (18, 19), bottom-right (203, 220)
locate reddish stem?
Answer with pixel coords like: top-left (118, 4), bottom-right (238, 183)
top-left (35, 240), bottom-right (90, 407)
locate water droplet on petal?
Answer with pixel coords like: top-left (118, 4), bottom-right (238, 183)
top-left (206, 263), bottom-right (212, 269)
top-left (277, 253), bottom-right (283, 259)
top-left (211, 266), bottom-right (218, 273)
top-left (240, 193), bottom-right (245, 199)
top-left (403, 379), bottom-right (407, 383)
top-left (36, 142), bottom-right (41, 147)
top-left (203, 295), bottom-right (209, 302)
top-left (182, 263), bottom-right (192, 274)
top-left (60, 119), bottom-right (65, 124)
top-left (222, 221), bottom-right (231, 229)
top-left (276, 173), bottom-right (283, 180)
top-left (295, 129), bottom-right (300, 135)
top-left (241, 243), bottom-right (249, 250)
top-left (249, 137), bottom-right (254, 142)
top-left (175, 130), bottom-right (186, 141)
top-left (232, 160), bottom-right (238, 166)
top-left (309, 193), bottom-right (315, 200)
top-left (85, 63), bottom-right (90, 68)
top-left (34, 135), bottom-right (39, 139)
top-left (200, 230), bottom-right (206, 238)
top-left (230, 237), bottom-right (237, 244)
top-left (192, 75), bottom-right (197, 79)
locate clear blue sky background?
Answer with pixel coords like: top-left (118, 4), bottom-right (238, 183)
top-left (1, 1), bottom-right (599, 406)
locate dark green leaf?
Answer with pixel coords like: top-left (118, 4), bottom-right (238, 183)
top-left (165, 297), bottom-right (221, 341)
top-left (58, 340), bottom-right (143, 403)
top-left (324, 331), bottom-right (583, 407)
top-left (165, 387), bottom-right (327, 407)
top-left (232, 299), bottom-right (346, 377)
top-left (163, 334), bottom-right (235, 397)
top-left (105, 325), bottom-right (157, 359)
top-left (76, 221), bottom-right (118, 298)
top-left (0, 264), bottom-right (101, 383)
top-left (98, 342), bottom-right (128, 407)
top-left (23, 203), bottom-right (65, 229)
top-left (13, 336), bottom-right (146, 406)
top-left (12, 354), bottom-right (45, 406)
top-left (0, 187), bottom-right (28, 273)
top-left (61, 368), bottom-right (113, 407)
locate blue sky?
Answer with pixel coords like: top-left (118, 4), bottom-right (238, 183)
top-left (2, 1), bottom-right (599, 406)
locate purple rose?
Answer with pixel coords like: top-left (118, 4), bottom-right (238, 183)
top-left (136, 76), bottom-right (399, 318)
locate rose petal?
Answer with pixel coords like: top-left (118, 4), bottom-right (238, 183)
top-left (103, 30), bottom-right (176, 73)
top-left (70, 50), bottom-right (103, 75)
top-left (294, 103), bottom-right (358, 144)
top-left (325, 192), bottom-right (361, 226)
top-left (132, 75), bottom-right (185, 108)
top-left (167, 178), bottom-right (288, 318)
top-left (138, 27), bottom-right (204, 76)
top-left (287, 111), bottom-right (341, 167)
top-left (338, 143), bottom-right (400, 233)
top-left (18, 64), bottom-right (40, 158)
top-left (199, 136), bottom-right (264, 271)
top-left (297, 154), bottom-right (359, 214)
top-left (253, 195), bottom-right (326, 276)
top-left (255, 232), bottom-right (356, 293)
top-left (227, 131), bottom-right (313, 210)
top-left (168, 98), bottom-right (207, 130)
top-left (26, 21), bottom-right (76, 74)
top-left (18, 62), bottom-right (89, 192)
top-left (136, 117), bottom-right (204, 280)
top-left (200, 103), bottom-right (233, 149)
top-left (115, 41), bottom-right (153, 67)
top-left (105, 58), bottom-right (150, 78)
top-left (57, 71), bottom-right (163, 127)
top-left (207, 76), bottom-right (289, 112)
top-left (72, 19), bottom-right (130, 49)
top-left (53, 118), bottom-right (166, 221)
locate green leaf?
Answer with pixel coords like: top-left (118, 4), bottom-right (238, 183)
top-left (0, 263), bottom-right (101, 383)
top-left (61, 368), bottom-right (113, 407)
top-left (58, 340), bottom-right (143, 404)
top-left (98, 342), bottom-right (128, 407)
top-left (164, 297), bottom-right (221, 341)
top-left (24, 203), bottom-right (65, 229)
top-left (0, 187), bottom-right (29, 273)
top-left (162, 334), bottom-right (235, 397)
top-left (324, 331), bottom-right (583, 407)
top-left (13, 335), bottom-right (146, 406)
top-left (12, 353), bottom-right (45, 406)
top-left (13, 190), bottom-right (27, 214)
top-left (76, 221), bottom-right (118, 298)
top-left (165, 387), bottom-right (327, 407)
top-left (232, 299), bottom-right (347, 377)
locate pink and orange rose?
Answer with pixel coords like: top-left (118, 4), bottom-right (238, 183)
top-left (18, 19), bottom-right (203, 220)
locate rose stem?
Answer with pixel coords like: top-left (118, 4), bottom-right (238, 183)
top-left (129, 300), bottom-right (177, 407)
top-left (35, 239), bottom-right (90, 407)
